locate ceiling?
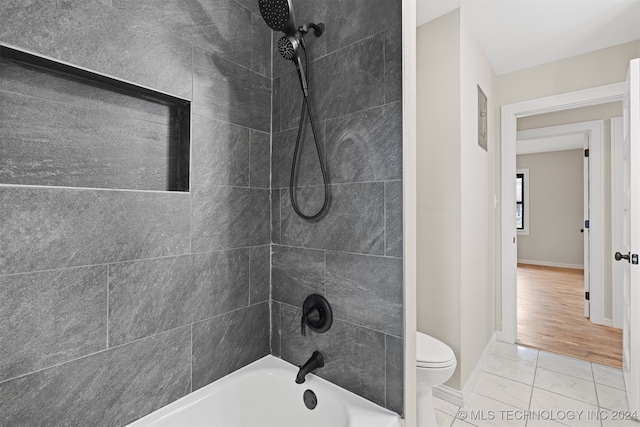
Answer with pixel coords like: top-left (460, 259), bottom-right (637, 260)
top-left (416, 0), bottom-right (640, 75)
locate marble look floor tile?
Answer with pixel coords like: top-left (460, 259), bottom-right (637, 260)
top-left (434, 396), bottom-right (460, 416)
top-left (529, 388), bottom-right (600, 427)
top-left (534, 368), bottom-right (597, 405)
top-left (537, 351), bottom-right (593, 381)
top-left (460, 393), bottom-right (526, 427)
top-left (473, 372), bottom-right (533, 410)
top-left (593, 364), bottom-right (626, 390)
top-left (482, 355), bottom-right (536, 385)
top-left (492, 342), bottom-right (538, 365)
top-left (597, 383), bottom-right (629, 412)
top-left (601, 416), bottom-right (640, 426)
top-left (437, 409), bottom-right (455, 427)
top-left (452, 419), bottom-right (479, 427)
top-left (525, 419), bottom-right (567, 427)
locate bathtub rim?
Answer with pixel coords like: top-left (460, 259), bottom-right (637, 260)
top-left (126, 354), bottom-right (401, 427)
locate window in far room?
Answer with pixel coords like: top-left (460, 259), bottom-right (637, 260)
top-left (516, 169), bottom-right (529, 235)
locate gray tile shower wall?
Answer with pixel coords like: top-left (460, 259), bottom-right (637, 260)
top-left (0, 1), bottom-right (271, 426)
top-left (270, 0), bottom-right (404, 415)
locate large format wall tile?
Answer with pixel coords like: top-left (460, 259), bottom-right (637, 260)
top-left (272, 245), bottom-right (325, 307)
top-left (234, 0), bottom-right (261, 17)
top-left (326, 252), bottom-right (402, 336)
top-left (271, 301), bottom-right (282, 357)
top-left (278, 33), bottom-right (385, 130)
top-left (250, 245), bottom-right (270, 305)
top-left (325, 102), bottom-right (402, 183)
top-left (108, 249), bottom-right (250, 346)
top-left (193, 47), bottom-right (270, 132)
top-left (252, 13), bottom-right (272, 78)
top-left (385, 23), bottom-right (402, 103)
top-left (0, 327), bottom-right (191, 427)
top-left (0, 90), bottom-right (178, 191)
top-left (192, 302), bottom-right (270, 390)
top-left (280, 303), bottom-right (386, 407)
top-left (280, 183), bottom-right (385, 255)
top-left (385, 181), bottom-right (403, 258)
top-left (191, 114), bottom-right (250, 189)
top-left (112, 0), bottom-right (252, 70)
top-left (385, 334), bottom-right (404, 415)
top-left (272, 189), bottom-right (282, 244)
top-left (250, 130), bottom-right (271, 189)
top-left (0, 187), bottom-right (190, 275)
top-left (272, 123), bottom-right (326, 188)
top-left (325, 0), bottom-right (401, 54)
top-left (0, 266), bottom-right (107, 383)
top-left (0, 0), bottom-right (193, 98)
top-left (192, 186), bottom-right (270, 251)
top-left (272, 76), bottom-right (282, 133)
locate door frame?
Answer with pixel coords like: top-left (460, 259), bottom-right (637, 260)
top-left (612, 116), bottom-right (624, 329)
top-left (500, 82), bottom-right (625, 343)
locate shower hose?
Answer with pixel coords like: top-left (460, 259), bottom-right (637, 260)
top-left (289, 45), bottom-right (329, 220)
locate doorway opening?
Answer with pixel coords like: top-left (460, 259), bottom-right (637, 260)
top-left (513, 116), bottom-right (623, 367)
top-left (501, 83), bottom-right (626, 364)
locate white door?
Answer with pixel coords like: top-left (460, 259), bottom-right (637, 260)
top-left (584, 136), bottom-right (590, 318)
top-left (620, 58), bottom-right (640, 415)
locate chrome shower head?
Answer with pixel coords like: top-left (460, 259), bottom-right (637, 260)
top-left (259, 0), bottom-right (297, 36)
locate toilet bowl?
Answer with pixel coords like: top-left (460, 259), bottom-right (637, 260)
top-left (416, 332), bottom-right (457, 427)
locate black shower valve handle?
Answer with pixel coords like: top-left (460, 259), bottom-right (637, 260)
top-left (300, 294), bottom-right (332, 336)
top-left (301, 307), bottom-right (321, 336)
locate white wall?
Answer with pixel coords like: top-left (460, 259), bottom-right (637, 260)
top-left (459, 8), bottom-right (496, 389)
top-left (516, 149), bottom-right (584, 268)
top-left (416, 8), bottom-right (463, 389)
top-left (494, 40), bottom-right (640, 330)
top-left (417, 8), bottom-right (495, 390)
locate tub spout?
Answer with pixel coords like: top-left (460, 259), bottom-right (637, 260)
top-left (295, 351), bottom-right (324, 384)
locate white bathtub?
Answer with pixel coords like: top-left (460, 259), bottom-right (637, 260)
top-left (127, 355), bottom-right (401, 427)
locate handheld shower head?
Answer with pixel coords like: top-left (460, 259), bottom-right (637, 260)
top-left (278, 35), bottom-right (308, 97)
top-left (277, 35), bottom-right (298, 61)
top-left (259, 0), bottom-right (297, 36)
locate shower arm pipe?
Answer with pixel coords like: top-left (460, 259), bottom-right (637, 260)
top-left (299, 23), bottom-right (325, 37)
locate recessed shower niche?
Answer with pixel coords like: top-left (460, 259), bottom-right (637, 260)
top-left (0, 45), bottom-right (190, 192)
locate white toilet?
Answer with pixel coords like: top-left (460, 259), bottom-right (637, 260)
top-left (416, 332), bottom-right (457, 427)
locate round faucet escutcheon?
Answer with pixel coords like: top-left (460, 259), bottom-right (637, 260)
top-left (301, 294), bottom-right (333, 336)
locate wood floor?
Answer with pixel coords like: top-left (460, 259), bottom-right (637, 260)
top-left (517, 263), bottom-right (623, 368)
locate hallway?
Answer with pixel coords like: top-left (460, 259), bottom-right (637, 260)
top-left (517, 264), bottom-right (622, 368)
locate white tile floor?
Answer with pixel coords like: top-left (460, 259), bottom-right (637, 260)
top-left (433, 342), bottom-right (639, 427)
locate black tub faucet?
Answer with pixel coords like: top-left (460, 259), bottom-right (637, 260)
top-left (296, 351), bottom-right (324, 384)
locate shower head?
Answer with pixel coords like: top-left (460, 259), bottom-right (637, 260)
top-left (259, 0), bottom-right (297, 36)
top-left (278, 35), bottom-right (308, 97)
top-left (277, 35), bottom-right (298, 61)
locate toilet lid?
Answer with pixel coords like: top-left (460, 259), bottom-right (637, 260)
top-left (416, 332), bottom-right (456, 368)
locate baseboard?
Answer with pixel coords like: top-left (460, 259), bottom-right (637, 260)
top-left (603, 317), bottom-right (613, 328)
top-left (517, 259), bottom-right (584, 270)
top-left (433, 332), bottom-right (497, 407)
top-left (432, 384), bottom-right (464, 407)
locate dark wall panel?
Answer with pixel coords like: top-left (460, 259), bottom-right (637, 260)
top-left (271, 0), bottom-right (403, 415)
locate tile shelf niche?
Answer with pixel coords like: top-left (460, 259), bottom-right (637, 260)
top-left (0, 44), bottom-right (191, 192)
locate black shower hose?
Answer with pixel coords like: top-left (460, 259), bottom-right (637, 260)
top-left (289, 46), bottom-right (329, 220)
